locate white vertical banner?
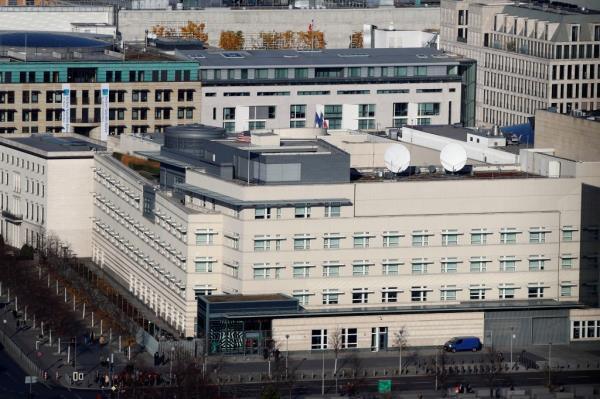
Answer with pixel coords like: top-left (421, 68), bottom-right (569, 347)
top-left (342, 104), bottom-right (358, 130)
top-left (235, 106), bottom-right (249, 132)
top-left (100, 83), bottom-right (110, 141)
top-left (61, 84), bottom-right (71, 133)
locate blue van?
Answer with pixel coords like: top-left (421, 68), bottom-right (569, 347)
top-left (444, 336), bottom-right (482, 352)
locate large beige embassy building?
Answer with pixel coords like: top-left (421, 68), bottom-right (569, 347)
top-left (440, 0), bottom-right (600, 127)
top-left (87, 124), bottom-right (600, 352)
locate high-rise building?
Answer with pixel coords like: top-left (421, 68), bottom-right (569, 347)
top-left (0, 31), bottom-right (201, 136)
top-left (440, 0), bottom-right (600, 127)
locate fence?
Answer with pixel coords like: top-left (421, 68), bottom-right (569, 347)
top-left (0, 327), bottom-right (43, 379)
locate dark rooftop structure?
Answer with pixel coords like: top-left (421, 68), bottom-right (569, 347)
top-left (179, 47), bottom-right (469, 67)
top-left (0, 134), bottom-right (105, 159)
top-left (141, 124), bottom-right (351, 187)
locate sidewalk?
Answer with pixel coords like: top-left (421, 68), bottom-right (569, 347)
top-left (0, 290), bottom-right (151, 391)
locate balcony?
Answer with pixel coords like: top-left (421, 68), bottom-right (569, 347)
top-left (2, 210), bottom-right (23, 224)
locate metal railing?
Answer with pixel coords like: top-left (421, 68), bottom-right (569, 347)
top-left (0, 327), bottom-right (43, 379)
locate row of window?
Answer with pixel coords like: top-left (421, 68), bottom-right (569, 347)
top-left (295, 283), bottom-right (569, 308)
top-left (236, 228), bottom-right (575, 251)
top-left (0, 69), bottom-right (194, 84)
top-left (237, 256), bottom-right (576, 279)
top-left (200, 65), bottom-right (456, 81)
top-left (206, 88), bottom-right (451, 98)
top-left (0, 153), bottom-right (45, 175)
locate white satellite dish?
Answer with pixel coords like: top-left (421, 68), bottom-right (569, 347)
top-left (440, 143), bottom-right (467, 172)
top-left (384, 144), bottom-right (410, 173)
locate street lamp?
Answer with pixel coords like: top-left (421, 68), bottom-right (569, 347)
top-left (547, 342), bottom-right (552, 387)
top-left (169, 347), bottom-right (175, 385)
top-left (510, 327), bottom-right (515, 368)
top-left (285, 334), bottom-right (290, 380)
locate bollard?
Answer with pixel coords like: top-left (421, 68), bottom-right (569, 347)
top-left (118, 335), bottom-right (121, 352)
top-left (56, 280), bottom-right (59, 295)
top-left (82, 303), bottom-right (85, 320)
top-left (64, 287), bottom-right (67, 303)
top-left (57, 337), bottom-right (61, 355)
top-left (33, 314), bottom-right (36, 329)
top-left (91, 312), bottom-right (94, 328)
top-left (49, 329), bottom-right (52, 346)
top-left (15, 296), bottom-right (18, 312)
top-left (41, 321), bottom-right (44, 337)
top-left (73, 296), bottom-right (76, 312)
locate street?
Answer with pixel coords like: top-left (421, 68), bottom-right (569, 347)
top-left (0, 345), bottom-right (103, 399)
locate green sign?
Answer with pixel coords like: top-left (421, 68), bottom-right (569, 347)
top-left (378, 379), bottom-right (392, 393)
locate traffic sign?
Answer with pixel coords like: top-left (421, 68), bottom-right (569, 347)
top-left (25, 376), bottom-right (38, 384)
top-left (378, 379), bottom-right (392, 393)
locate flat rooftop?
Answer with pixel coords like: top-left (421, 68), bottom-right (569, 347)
top-left (0, 134), bottom-right (105, 158)
top-left (181, 47), bottom-right (470, 68)
top-left (202, 294), bottom-right (293, 303)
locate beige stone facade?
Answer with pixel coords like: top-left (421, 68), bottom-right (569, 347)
top-left (440, 0), bottom-right (600, 127)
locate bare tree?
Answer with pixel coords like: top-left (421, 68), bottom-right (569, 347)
top-left (339, 352), bottom-right (366, 397)
top-left (393, 326), bottom-right (409, 374)
top-left (330, 327), bottom-right (343, 394)
top-left (482, 348), bottom-right (504, 398)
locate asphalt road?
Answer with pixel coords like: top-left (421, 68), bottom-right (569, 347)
top-left (0, 346), bottom-right (104, 399)
top-left (219, 369), bottom-right (600, 398)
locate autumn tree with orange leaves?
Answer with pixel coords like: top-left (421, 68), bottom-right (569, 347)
top-left (350, 31), bottom-right (363, 48)
top-left (219, 31), bottom-right (245, 50)
top-left (180, 21), bottom-right (208, 42)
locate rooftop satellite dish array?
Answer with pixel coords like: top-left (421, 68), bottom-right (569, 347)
top-left (383, 143), bottom-right (468, 174)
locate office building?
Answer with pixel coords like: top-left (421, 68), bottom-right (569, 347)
top-left (0, 134), bottom-right (104, 257)
top-left (0, 31), bottom-right (201, 137)
top-left (440, 0), bottom-right (600, 127)
top-left (178, 47), bottom-right (476, 131)
top-left (89, 123), bottom-right (599, 351)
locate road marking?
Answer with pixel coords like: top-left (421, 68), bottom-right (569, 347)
top-left (568, 376), bottom-right (589, 379)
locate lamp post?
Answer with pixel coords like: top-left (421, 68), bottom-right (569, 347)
top-left (547, 342), bottom-right (552, 387)
top-left (285, 334), bottom-right (290, 380)
top-left (510, 328), bottom-right (516, 368)
top-left (169, 347), bottom-right (175, 385)
top-left (321, 347), bottom-right (325, 396)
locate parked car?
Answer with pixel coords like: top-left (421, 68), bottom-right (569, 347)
top-left (444, 336), bottom-right (482, 352)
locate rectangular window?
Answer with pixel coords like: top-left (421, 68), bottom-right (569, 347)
top-left (500, 258), bottom-right (517, 272)
top-left (352, 262), bottom-right (370, 276)
top-left (411, 259), bottom-right (429, 274)
top-left (255, 68), bottom-right (268, 79)
top-left (255, 207), bottom-right (271, 219)
top-left (324, 104), bottom-right (343, 129)
top-left (500, 230), bottom-right (518, 244)
top-left (293, 264), bottom-right (311, 279)
top-left (294, 204), bottom-right (311, 218)
top-left (411, 287), bottom-right (428, 302)
top-left (348, 67), bottom-right (361, 77)
top-left (311, 329), bottom-right (328, 350)
top-left (382, 232), bottom-right (400, 247)
top-left (353, 235), bottom-right (370, 248)
top-left (440, 287), bottom-right (457, 301)
top-left (417, 103), bottom-right (440, 116)
top-left (274, 68), bottom-right (288, 79)
top-left (194, 258), bottom-right (214, 273)
top-left (323, 236), bottom-right (341, 249)
top-left (471, 230), bottom-right (489, 245)
top-left (322, 291), bottom-right (339, 305)
top-left (442, 231), bottom-right (459, 246)
top-left (470, 288), bottom-right (486, 300)
top-left (470, 259), bottom-right (488, 272)
top-left (342, 328), bottom-right (358, 348)
top-left (290, 104), bottom-right (306, 120)
top-left (293, 290), bottom-right (310, 306)
top-left (294, 237), bottom-right (311, 250)
top-left (195, 231), bottom-right (214, 245)
top-left (414, 66), bottom-right (428, 76)
top-left (561, 256), bottom-right (573, 269)
top-left (324, 203), bottom-right (340, 217)
top-left (441, 259), bottom-right (458, 273)
top-left (295, 68), bottom-right (308, 79)
top-left (382, 260), bottom-right (400, 276)
top-left (562, 228), bottom-right (574, 241)
top-left (529, 258), bottom-right (546, 271)
top-left (253, 238), bottom-right (271, 252)
top-left (382, 289), bottom-right (398, 303)
top-left (352, 289), bottom-right (369, 304)
top-left (529, 231), bottom-right (546, 243)
top-left (394, 66), bottom-right (407, 77)
top-left (412, 231), bottom-right (429, 247)
top-left (528, 286), bottom-right (544, 298)
top-left (560, 284), bottom-right (573, 297)
top-left (499, 287), bottom-right (515, 299)
top-left (323, 264), bottom-right (341, 277)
